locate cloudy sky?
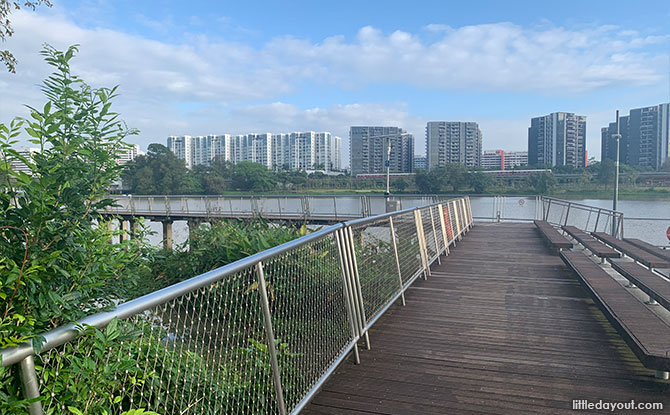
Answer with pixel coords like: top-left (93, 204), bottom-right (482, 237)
top-left (1, 0), bottom-right (669, 166)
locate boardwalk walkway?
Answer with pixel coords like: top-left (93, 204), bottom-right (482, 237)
top-left (304, 223), bottom-right (670, 414)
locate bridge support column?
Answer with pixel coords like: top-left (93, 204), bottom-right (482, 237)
top-left (162, 220), bottom-right (173, 251)
top-left (655, 370), bottom-right (669, 380)
top-left (119, 219), bottom-right (130, 242)
top-left (108, 220), bottom-right (115, 244)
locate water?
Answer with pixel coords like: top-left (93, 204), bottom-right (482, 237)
top-left (129, 196), bottom-right (670, 249)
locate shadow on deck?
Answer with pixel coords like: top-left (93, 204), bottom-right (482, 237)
top-left (304, 223), bottom-right (670, 414)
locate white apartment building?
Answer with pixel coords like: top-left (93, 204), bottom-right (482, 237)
top-left (115, 144), bottom-right (143, 165)
top-left (167, 131), bottom-right (341, 171)
top-left (504, 151), bottom-right (528, 169)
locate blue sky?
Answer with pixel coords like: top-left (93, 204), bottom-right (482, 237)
top-left (1, 0), bottom-right (669, 165)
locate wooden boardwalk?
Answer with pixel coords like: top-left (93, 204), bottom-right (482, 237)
top-left (304, 223), bottom-right (670, 414)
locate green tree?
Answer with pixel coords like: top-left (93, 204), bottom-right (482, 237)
top-left (0, 44), bottom-right (152, 412)
top-left (122, 143), bottom-right (190, 194)
top-left (1, 1), bottom-right (51, 72)
top-left (468, 171), bottom-right (492, 193)
top-left (415, 169), bottom-right (441, 193)
top-left (394, 178), bottom-right (408, 193)
top-left (230, 161), bottom-right (276, 191)
top-left (526, 171), bottom-right (557, 194)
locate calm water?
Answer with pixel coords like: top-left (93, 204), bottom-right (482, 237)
top-left (136, 196), bottom-right (670, 248)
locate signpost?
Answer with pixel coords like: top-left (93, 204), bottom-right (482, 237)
top-left (518, 199), bottom-right (525, 206)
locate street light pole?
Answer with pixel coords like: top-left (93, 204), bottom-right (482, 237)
top-left (385, 137), bottom-right (391, 197)
top-left (612, 110), bottom-right (621, 236)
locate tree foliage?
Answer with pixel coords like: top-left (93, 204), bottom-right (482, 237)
top-left (1, 0), bottom-right (52, 73)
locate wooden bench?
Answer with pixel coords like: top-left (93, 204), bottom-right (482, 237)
top-left (533, 220), bottom-right (573, 251)
top-left (562, 226), bottom-right (620, 263)
top-left (592, 232), bottom-right (670, 269)
top-left (560, 250), bottom-right (670, 377)
top-left (625, 238), bottom-right (670, 263)
top-left (611, 260), bottom-right (670, 308)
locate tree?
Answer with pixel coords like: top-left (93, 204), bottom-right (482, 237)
top-left (527, 171), bottom-right (557, 194)
top-left (468, 172), bottom-right (492, 193)
top-left (230, 161), bottom-right (276, 191)
top-left (122, 143), bottom-right (190, 194)
top-left (1, 1), bottom-right (51, 72)
top-left (415, 169), bottom-right (441, 193)
top-left (394, 178), bottom-right (408, 193)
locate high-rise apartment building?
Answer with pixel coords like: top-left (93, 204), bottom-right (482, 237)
top-left (413, 156), bottom-right (428, 170)
top-left (167, 131), bottom-right (341, 171)
top-left (349, 126), bottom-right (414, 175)
top-left (601, 103), bottom-right (669, 169)
top-left (528, 112), bottom-right (586, 168)
top-left (504, 151), bottom-right (528, 169)
top-left (426, 122), bottom-right (482, 169)
top-left (480, 150), bottom-right (505, 170)
top-left (167, 136), bottom-right (193, 169)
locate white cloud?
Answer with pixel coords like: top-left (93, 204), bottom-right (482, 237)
top-left (1, 9), bottom-right (668, 163)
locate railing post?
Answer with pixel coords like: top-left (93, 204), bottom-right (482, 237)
top-left (334, 229), bottom-right (361, 363)
top-left (594, 209), bottom-right (601, 233)
top-left (344, 227), bottom-right (370, 349)
top-left (543, 198), bottom-right (551, 221)
top-left (563, 204), bottom-right (571, 226)
top-left (452, 201), bottom-right (462, 240)
top-left (255, 261), bottom-right (287, 415)
top-left (429, 207), bottom-right (441, 265)
top-left (414, 209), bottom-right (430, 279)
top-left (19, 355), bottom-right (43, 415)
top-left (388, 217), bottom-right (406, 306)
top-left (438, 204), bottom-right (450, 256)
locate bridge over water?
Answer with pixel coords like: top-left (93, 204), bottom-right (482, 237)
top-left (4, 196), bottom-right (670, 414)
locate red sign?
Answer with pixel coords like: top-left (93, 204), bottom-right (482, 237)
top-left (518, 199), bottom-right (525, 206)
top-left (667, 226), bottom-right (670, 241)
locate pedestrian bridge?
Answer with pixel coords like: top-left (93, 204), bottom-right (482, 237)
top-left (3, 196), bottom-right (670, 414)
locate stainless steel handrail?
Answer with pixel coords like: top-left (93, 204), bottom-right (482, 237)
top-left (1, 196), bottom-right (474, 415)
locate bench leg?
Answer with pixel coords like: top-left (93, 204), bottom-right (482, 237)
top-left (600, 257), bottom-right (606, 264)
top-left (626, 282), bottom-right (637, 289)
top-left (655, 370), bottom-right (669, 380)
top-left (646, 296), bottom-right (658, 305)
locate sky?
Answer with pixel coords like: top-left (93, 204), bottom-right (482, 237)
top-left (1, 0), bottom-right (669, 167)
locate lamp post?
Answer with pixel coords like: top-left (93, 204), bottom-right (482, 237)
top-left (611, 110), bottom-right (621, 236)
top-left (385, 137), bottom-right (391, 197)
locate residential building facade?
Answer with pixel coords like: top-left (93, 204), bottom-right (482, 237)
top-left (480, 150), bottom-right (505, 170)
top-left (167, 132), bottom-right (342, 171)
top-left (350, 126), bottom-right (414, 175)
top-left (528, 112), bottom-right (586, 168)
top-left (413, 156), bottom-right (428, 170)
top-left (426, 121), bottom-right (482, 169)
top-left (503, 151), bottom-right (528, 169)
top-left (601, 103), bottom-right (670, 169)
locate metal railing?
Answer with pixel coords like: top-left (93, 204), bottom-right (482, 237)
top-left (103, 194), bottom-right (452, 221)
top-left (541, 196), bottom-right (624, 238)
top-left (1, 197), bottom-right (473, 415)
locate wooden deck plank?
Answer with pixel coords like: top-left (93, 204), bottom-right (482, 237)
top-left (303, 223), bottom-right (670, 414)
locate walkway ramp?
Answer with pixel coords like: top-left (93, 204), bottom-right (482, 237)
top-left (305, 223), bottom-right (670, 414)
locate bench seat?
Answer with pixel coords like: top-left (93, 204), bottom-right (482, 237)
top-left (592, 232), bottom-right (670, 269)
top-left (625, 238), bottom-right (670, 263)
top-left (562, 226), bottom-right (620, 260)
top-left (560, 251), bottom-right (670, 372)
top-left (611, 260), bottom-right (670, 310)
top-left (533, 220), bottom-right (573, 250)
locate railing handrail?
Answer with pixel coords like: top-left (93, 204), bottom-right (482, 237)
top-left (0, 197), bottom-right (462, 368)
top-left (540, 196), bottom-right (624, 217)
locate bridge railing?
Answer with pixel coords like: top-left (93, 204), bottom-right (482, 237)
top-left (103, 194), bottom-right (449, 220)
top-left (541, 196), bottom-right (624, 238)
top-left (1, 197), bottom-right (473, 415)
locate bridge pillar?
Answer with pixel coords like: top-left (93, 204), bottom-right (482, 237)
top-left (119, 219), bottom-right (130, 242)
top-left (108, 220), bottom-right (115, 244)
top-left (655, 370), bottom-right (669, 380)
top-left (162, 220), bottom-right (173, 251)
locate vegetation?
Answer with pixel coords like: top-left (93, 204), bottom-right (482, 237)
top-left (1, 1), bottom-right (52, 72)
top-left (1, 45), bottom-right (319, 414)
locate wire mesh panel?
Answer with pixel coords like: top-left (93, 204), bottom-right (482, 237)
top-left (391, 211), bottom-right (424, 285)
top-left (420, 207), bottom-right (438, 262)
top-left (449, 201), bottom-right (460, 237)
top-left (259, 233), bottom-right (353, 412)
top-left (442, 204), bottom-right (455, 243)
top-left (35, 266), bottom-right (279, 415)
top-left (431, 205), bottom-right (446, 253)
top-left (348, 218), bottom-right (403, 324)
